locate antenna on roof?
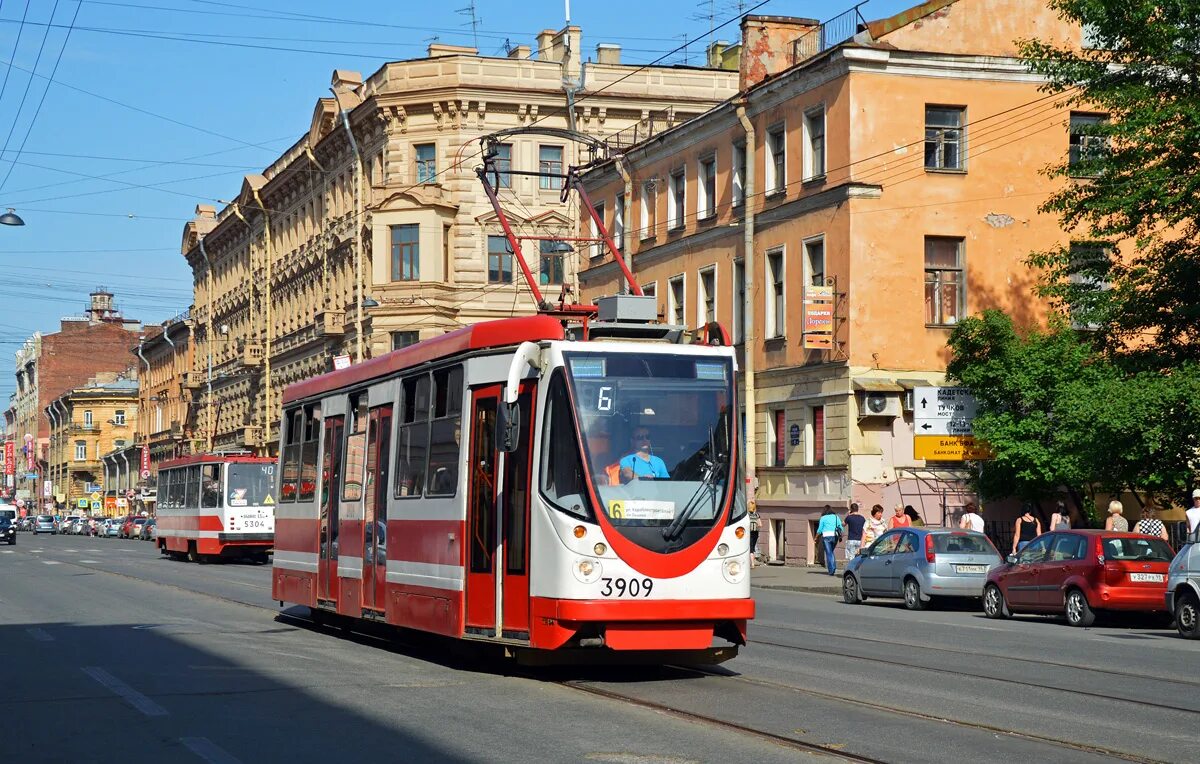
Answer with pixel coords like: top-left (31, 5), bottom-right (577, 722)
top-left (456, 1), bottom-right (480, 49)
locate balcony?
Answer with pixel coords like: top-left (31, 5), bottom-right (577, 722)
top-left (243, 343), bottom-right (264, 367)
top-left (241, 426), bottom-right (262, 447)
top-left (317, 310), bottom-right (345, 337)
top-left (169, 422), bottom-right (184, 439)
top-left (182, 372), bottom-right (204, 391)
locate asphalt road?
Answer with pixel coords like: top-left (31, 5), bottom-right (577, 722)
top-left (3, 533), bottom-right (1197, 763)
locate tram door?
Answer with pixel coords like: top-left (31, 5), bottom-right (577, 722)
top-left (362, 406), bottom-right (392, 611)
top-left (318, 415), bottom-right (345, 603)
top-left (465, 387), bottom-right (499, 632)
top-left (501, 386), bottom-right (534, 638)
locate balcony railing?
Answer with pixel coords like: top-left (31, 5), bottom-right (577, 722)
top-left (791, 4), bottom-right (868, 64)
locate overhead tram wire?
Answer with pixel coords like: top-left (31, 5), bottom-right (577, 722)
top-left (0, 0), bottom-right (32, 109)
top-left (0, 0), bottom-right (64, 184)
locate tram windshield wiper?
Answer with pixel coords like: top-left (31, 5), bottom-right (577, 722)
top-left (662, 427), bottom-right (723, 543)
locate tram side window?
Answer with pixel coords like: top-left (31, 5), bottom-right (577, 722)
top-left (426, 365), bottom-right (463, 496)
top-left (505, 389), bottom-right (533, 575)
top-left (159, 470), bottom-right (172, 508)
top-left (201, 464), bottom-right (221, 509)
top-left (342, 395), bottom-right (369, 501)
top-left (281, 408), bottom-right (302, 503)
top-left (169, 469), bottom-right (186, 508)
top-left (395, 374), bottom-right (431, 498)
top-left (365, 405), bottom-right (392, 565)
top-left (299, 404), bottom-right (320, 502)
top-left (185, 465), bottom-right (200, 508)
top-left (542, 370), bottom-right (592, 520)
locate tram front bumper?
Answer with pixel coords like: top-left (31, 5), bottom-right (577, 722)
top-left (529, 597), bottom-right (755, 651)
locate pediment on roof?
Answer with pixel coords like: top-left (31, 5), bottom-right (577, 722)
top-left (309, 97), bottom-right (338, 145)
top-left (237, 174), bottom-right (267, 208)
top-left (475, 207), bottom-right (531, 226)
top-left (528, 210), bottom-right (572, 228)
top-left (374, 186), bottom-right (458, 214)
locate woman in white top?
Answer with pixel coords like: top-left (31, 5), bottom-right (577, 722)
top-left (958, 502), bottom-right (984, 533)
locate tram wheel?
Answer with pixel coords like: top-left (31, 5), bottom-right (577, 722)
top-left (186, 544), bottom-right (199, 563)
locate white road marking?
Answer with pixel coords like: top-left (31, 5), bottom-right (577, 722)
top-left (216, 578), bottom-right (263, 589)
top-left (1, 550), bottom-right (14, 554)
top-left (181, 737), bottom-right (243, 764)
top-left (82, 667), bottom-right (169, 717)
top-left (41, 560), bottom-right (61, 565)
top-left (264, 650), bottom-right (315, 661)
top-left (79, 560), bottom-right (100, 563)
top-left (26, 627), bottom-right (54, 642)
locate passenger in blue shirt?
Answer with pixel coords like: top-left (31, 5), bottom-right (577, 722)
top-left (815, 506), bottom-right (845, 576)
top-left (619, 427), bottom-right (670, 482)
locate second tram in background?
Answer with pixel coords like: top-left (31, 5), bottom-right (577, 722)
top-left (156, 453), bottom-right (277, 563)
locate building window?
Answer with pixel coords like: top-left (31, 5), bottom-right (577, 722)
top-left (84, 410), bottom-right (93, 427)
top-left (765, 249), bottom-right (785, 338)
top-left (493, 142), bottom-right (513, 188)
top-left (612, 193), bottom-right (625, 253)
top-left (667, 274), bottom-right (685, 326)
top-left (769, 409), bottom-right (786, 467)
top-left (114, 410), bottom-right (126, 426)
top-left (487, 235), bottom-right (513, 284)
top-left (804, 237), bottom-right (825, 287)
top-left (415, 143), bottom-right (436, 183)
top-left (391, 331), bottom-right (420, 351)
top-left (539, 240), bottom-right (565, 285)
top-left (732, 260), bottom-right (745, 344)
top-left (697, 266), bottom-right (716, 326)
top-left (539, 145), bottom-right (564, 189)
top-left (640, 180), bottom-right (656, 239)
top-left (698, 156), bottom-right (716, 219)
top-left (668, 168), bottom-right (686, 230)
top-left (1067, 241), bottom-right (1112, 330)
top-left (590, 201), bottom-right (606, 260)
top-left (390, 224), bottom-right (420, 281)
top-left (925, 106), bottom-right (964, 170)
top-left (75, 441), bottom-right (86, 461)
top-left (732, 142), bottom-right (746, 206)
top-left (114, 439), bottom-right (126, 448)
top-left (766, 124), bottom-right (786, 194)
top-left (1069, 113), bottom-right (1108, 176)
top-left (924, 237), bottom-right (965, 326)
top-left (804, 107), bottom-right (826, 180)
top-left (809, 405), bottom-right (826, 466)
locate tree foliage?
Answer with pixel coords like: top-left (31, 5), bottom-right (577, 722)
top-left (1019, 0), bottom-right (1200, 368)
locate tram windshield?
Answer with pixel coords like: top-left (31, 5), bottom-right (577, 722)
top-left (547, 351), bottom-right (736, 554)
top-left (226, 463), bottom-right (276, 507)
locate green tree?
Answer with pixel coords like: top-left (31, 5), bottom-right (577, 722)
top-left (1020, 0), bottom-right (1200, 368)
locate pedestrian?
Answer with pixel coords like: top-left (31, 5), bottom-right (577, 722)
top-left (844, 503), bottom-right (865, 562)
top-left (815, 505), bottom-right (844, 576)
top-left (1187, 489), bottom-right (1200, 534)
top-left (904, 505), bottom-right (925, 527)
top-left (1133, 505), bottom-right (1169, 541)
top-left (959, 502), bottom-right (984, 533)
top-left (889, 504), bottom-right (912, 529)
top-left (1011, 504), bottom-right (1041, 554)
top-left (748, 503), bottom-right (761, 567)
top-left (1105, 500), bottom-right (1129, 532)
top-left (863, 504), bottom-right (888, 548)
top-left (1049, 500), bottom-right (1071, 531)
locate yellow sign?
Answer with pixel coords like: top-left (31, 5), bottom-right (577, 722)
top-left (913, 435), bottom-right (992, 461)
top-left (90, 491), bottom-right (101, 502)
top-left (607, 500), bottom-right (625, 519)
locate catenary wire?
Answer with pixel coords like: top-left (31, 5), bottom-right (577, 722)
top-left (0, 0), bottom-right (31, 109)
top-left (0, 0), bottom-right (64, 180)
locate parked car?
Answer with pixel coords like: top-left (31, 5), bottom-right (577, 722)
top-left (33, 515), bottom-right (56, 534)
top-left (17, 516), bottom-right (33, 531)
top-left (141, 518), bottom-right (156, 540)
top-left (984, 530), bottom-right (1173, 627)
top-left (1167, 526), bottom-right (1200, 638)
top-left (120, 517), bottom-right (138, 538)
top-left (104, 519), bottom-right (122, 538)
top-left (0, 517), bottom-right (15, 545)
top-left (842, 528), bottom-right (1003, 609)
top-left (129, 517), bottom-right (149, 539)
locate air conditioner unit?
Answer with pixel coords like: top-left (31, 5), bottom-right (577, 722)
top-left (859, 391), bottom-right (902, 418)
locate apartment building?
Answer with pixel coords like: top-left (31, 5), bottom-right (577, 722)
top-left (180, 26), bottom-right (738, 454)
top-left (45, 373), bottom-right (138, 510)
top-left (578, 1), bottom-right (1101, 564)
top-left (135, 312), bottom-right (197, 465)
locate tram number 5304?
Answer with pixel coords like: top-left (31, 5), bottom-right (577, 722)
top-left (599, 577), bottom-right (653, 597)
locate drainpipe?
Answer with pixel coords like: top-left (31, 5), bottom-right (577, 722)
top-left (56, 400), bottom-right (68, 503)
top-left (136, 337), bottom-right (151, 471)
top-left (197, 236), bottom-right (214, 452)
top-left (614, 154), bottom-right (635, 294)
top-left (332, 89), bottom-right (365, 363)
top-left (736, 102), bottom-right (758, 514)
top-left (46, 405), bottom-right (57, 503)
top-left (118, 450), bottom-right (129, 501)
top-left (252, 187), bottom-right (273, 453)
top-left (162, 329), bottom-right (178, 456)
top-left (231, 203), bottom-right (257, 450)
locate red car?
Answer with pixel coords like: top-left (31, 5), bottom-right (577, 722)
top-left (983, 530), bottom-right (1173, 627)
top-left (121, 516), bottom-right (138, 538)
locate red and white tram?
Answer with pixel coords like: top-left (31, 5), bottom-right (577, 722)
top-left (271, 303), bottom-right (754, 661)
top-left (156, 453), bottom-right (277, 563)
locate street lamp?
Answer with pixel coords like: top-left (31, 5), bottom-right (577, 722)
top-left (361, 296), bottom-right (380, 308)
top-left (0, 208), bottom-right (25, 226)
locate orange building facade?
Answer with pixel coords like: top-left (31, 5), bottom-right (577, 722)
top-left (578, 1), bottom-right (1100, 564)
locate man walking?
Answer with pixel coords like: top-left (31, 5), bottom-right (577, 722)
top-left (1188, 489), bottom-right (1200, 534)
top-left (844, 503), bottom-right (865, 562)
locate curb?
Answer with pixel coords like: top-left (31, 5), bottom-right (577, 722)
top-left (752, 584), bottom-right (841, 596)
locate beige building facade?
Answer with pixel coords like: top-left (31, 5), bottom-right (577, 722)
top-left (180, 26), bottom-right (738, 454)
top-left (45, 373), bottom-right (138, 511)
top-left (579, 2), bottom-right (1104, 563)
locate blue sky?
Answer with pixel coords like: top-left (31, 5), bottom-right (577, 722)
top-left (0, 0), bottom-right (914, 398)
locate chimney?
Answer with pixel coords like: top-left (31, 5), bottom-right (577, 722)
top-left (553, 26), bottom-right (582, 81)
top-left (330, 69), bottom-right (363, 94)
top-left (706, 40), bottom-right (730, 68)
top-left (194, 204), bottom-right (216, 219)
top-left (88, 288), bottom-right (116, 323)
top-left (596, 43), bottom-right (621, 65)
top-left (738, 15), bottom-right (820, 90)
top-left (508, 44), bottom-right (531, 59)
top-left (428, 43), bottom-right (478, 58)
top-left (536, 29), bottom-right (558, 61)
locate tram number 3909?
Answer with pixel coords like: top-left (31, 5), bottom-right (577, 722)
top-left (599, 577), bottom-right (654, 597)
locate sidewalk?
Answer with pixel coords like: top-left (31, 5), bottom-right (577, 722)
top-left (751, 560), bottom-right (845, 595)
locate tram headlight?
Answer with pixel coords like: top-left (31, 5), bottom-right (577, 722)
top-left (573, 558), bottom-right (603, 584)
top-left (573, 525), bottom-right (587, 539)
top-left (735, 527), bottom-right (745, 539)
top-left (717, 543), bottom-right (729, 556)
top-left (722, 558), bottom-right (745, 583)
top-left (593, 542), bottom-right (607, 556)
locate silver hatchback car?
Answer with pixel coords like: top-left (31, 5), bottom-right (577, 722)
top-left (843, 528), bottom-right (1003, 609)
top-left (33, 514), bottom-right (56, 534)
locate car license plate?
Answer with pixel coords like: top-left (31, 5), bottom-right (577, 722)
top-left (1129, 573), bottom-right (1163, 583)
top-left (955, 565), bottom-right (987, 574)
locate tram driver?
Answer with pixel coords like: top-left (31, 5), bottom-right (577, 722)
top-left (618, 426), bottom-right (670, 483)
